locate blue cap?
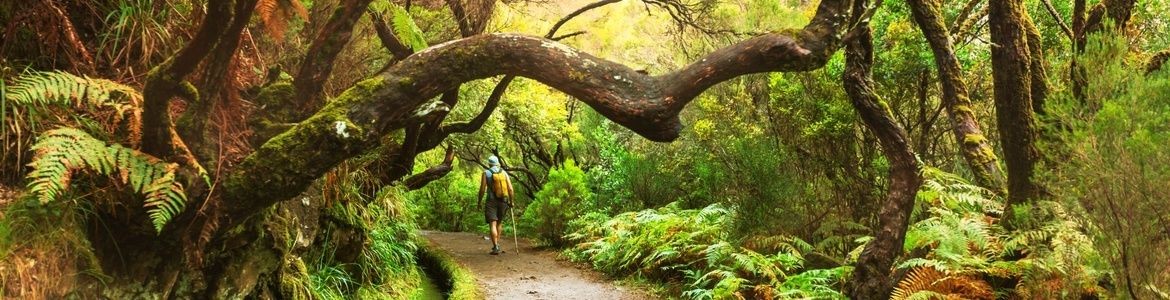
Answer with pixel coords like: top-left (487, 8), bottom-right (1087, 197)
top-left (488, 155), bottom-right (500, 166)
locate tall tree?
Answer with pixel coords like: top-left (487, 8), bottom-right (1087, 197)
top-left (989, 0), bottom-right (1043, 222)
top-left (907, 0), bottom-right (1005, 193)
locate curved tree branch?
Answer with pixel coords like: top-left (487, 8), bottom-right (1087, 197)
top-left (369, 9), bottom-right (414, 60)
top-left (843, 1), bottom-right (922, 298)
top-left (439, 76), bottom-right (514, 136)
top-left (218, 0), bottom-right (852, 234)
top-left (142, 0), bottom-right (234, 157)
top-left (403, 147), bottom-right (456, 190)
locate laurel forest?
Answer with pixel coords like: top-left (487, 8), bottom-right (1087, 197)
top-left (1, 0), bottom-right (1168, 298)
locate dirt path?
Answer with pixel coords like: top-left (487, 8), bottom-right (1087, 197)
top-left (420, 231), bottom-right (653, 300)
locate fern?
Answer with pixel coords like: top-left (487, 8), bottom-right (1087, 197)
top-left (891, 267), bottom-right (994, 300)
top-left (3, 70), bottom-right (143, 145)
top-left (257, 0), bottom-right (309, 40)
top-left (26, 128), bottom-right (188, 232)
top-left (389, 4), bottom-right (428, 51)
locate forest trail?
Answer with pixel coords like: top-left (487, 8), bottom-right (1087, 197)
top-left (420, 231), bottom-right (653, 300)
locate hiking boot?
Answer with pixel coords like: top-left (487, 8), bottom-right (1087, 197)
top-left (490, 245), bottom-right (501, 255)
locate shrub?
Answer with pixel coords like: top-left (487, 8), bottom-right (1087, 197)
top-left (522, 159), bottom-right (591, 246)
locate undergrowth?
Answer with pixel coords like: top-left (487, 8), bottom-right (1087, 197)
top-left (564, 203), bottom-right (850, 299)
top-left (564, 168), bottom-right (1113, 299)
top-left (0, 194), bottom-right (103, 298)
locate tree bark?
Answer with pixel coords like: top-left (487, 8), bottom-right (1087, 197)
top-left (216, 0), bottom-right (854, 231)
top-left (1024, 18), bottom-right (1049, 116)
top-left (1074, 0), bottom-right (1136, 105)
top-left (1147, 50), bottom-right (1170, 75)
top-left (369, 9), bottom-right (414, 59)
top-left (843, 4), bottom-right (924, 299)
top-left (182, 0), bottom-right (260, 161)
top-left (1084, 0), bottom-right (1137, 35)
top-left (292, 0), bottom-right (376, 118)
top-left (141, 0), bottom-right (234, 158)
top-left (907, 0), bottom-right (1005, 193)
top-left (42, 0), bottom-right (96, 75)
top-left (989, 0), bottom-right (1043, 223)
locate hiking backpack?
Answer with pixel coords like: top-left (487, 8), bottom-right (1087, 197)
top-left (487, 169), bottom-right (513, 199)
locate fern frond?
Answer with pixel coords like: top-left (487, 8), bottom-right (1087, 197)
top-left (26, 128), bottom-right (188, 233)
top-left (892, 267), bottom-right (994, 300)
top-left (4, 70), bottom-right (143, 145)
top-left (389, 4), bottom-right (428, 51)
top-left (892, 267), bottom-right (947, 300)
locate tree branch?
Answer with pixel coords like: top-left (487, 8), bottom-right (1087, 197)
top-left (439, 76), bottom-right (513, 135)
top-left (908, 0), bottom-right (1005, 192)
top-left (218, 0), bottom-right (853, 233)
top-left (1039, 0), bottom-right (1074, 41)
top-left (547, 0), bottom-right (622, 39)
top-left (444, 0), bottom-right (476, 37)
top-left (403, 147), bottom-right (456, 190)
top-left (949, 0), bottom-right (981, 34)
top-left (42, 0), bottom-right (95, 75)
top-left (141, 0), bottom-right (234, 157)
top-left (292, 0), bottom-right (376, 117)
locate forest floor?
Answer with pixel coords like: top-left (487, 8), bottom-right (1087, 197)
top-left (420, 231), bottom-right (653, 300)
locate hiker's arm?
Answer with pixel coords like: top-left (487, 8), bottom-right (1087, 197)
top-left (506, 175), bottom-right (515, 202)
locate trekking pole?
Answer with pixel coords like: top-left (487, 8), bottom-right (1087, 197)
top-left (509, 203), bottom-right (519, 253)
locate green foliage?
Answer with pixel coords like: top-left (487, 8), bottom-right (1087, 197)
top-left (893, 168), bottom-right (1108, 298)
top-left (25, 127), bottom-right (186, 232)
top-left (565, 203), bottom-right (849, 299)
top-left (4, 70), bottom-right (141, 130)
top-left (2, 70), bottom-right (144, 181)
top-left (405, 157), bottom-right (481, 232)
top-left (522, 159), bottom-right (591, 246)
top-left (1042, 32), bottom-right (1170, 299)
top-left (389, 4), bottom-right (428, 51)
top-left (0, 215), bottom-right (9, 261)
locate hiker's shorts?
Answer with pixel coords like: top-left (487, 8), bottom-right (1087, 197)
top-left (484, 199), bottom-right (510, 224)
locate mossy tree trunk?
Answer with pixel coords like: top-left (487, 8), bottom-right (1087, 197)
top-left (842, 1), bottom-right (924, 297)
top-left (988, 0), bottom-right (1044, 224)
top-left (907, 0), bottom-right (1005, 194)
top-left (292, 0), bottom-right (376, 119)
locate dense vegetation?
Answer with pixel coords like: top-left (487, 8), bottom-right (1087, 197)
top-left (1, 0), bottom-right (1168, 299)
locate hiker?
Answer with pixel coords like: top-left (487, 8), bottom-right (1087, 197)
top-left (477, 155), bottom-right (514, 255)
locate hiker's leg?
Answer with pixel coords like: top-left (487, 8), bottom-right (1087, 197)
top-left (489, 220), bottom-right (500, 246)
top-left (484, 199), bottom-right (499, 244)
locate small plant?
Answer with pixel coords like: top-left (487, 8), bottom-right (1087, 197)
top-left (25, 127), bottom-right (187, 232)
